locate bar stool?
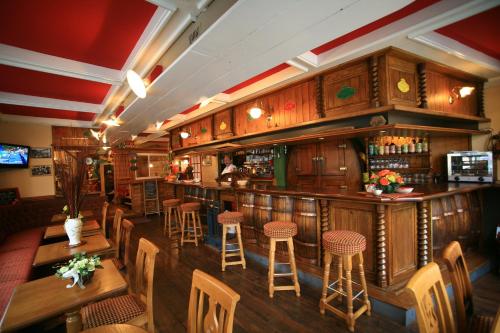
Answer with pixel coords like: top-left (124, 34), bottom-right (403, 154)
top-left (320, 230), bottom-right (371, 332)
top-left (180, 202), bottom-right (203, 246)
top-left (163, 199), bottom-right (181, 238)
top-left (264, 221), bottom-right (300, 298)
top-left (218, 211), bottom-right (246, 271)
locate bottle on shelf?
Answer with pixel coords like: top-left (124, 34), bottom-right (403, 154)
top-left (368, 139), bottom-right (375, 156)
top-left (416, 137), bottom-right (423, 154)
top-left (422, 137), bottom-right (429, 153)
top-left (390, 140), bottom-right (396, 155)
top-left (384, 141), bottom-right (390, 155)
top-left (409, 139), bottom-right (416, 153)
top-left (378, 138), bottom-right (385, 156)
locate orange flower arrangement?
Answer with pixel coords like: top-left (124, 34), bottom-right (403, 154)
top-left (369, 169), bottom-right (404, 193)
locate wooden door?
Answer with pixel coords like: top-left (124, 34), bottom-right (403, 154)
top-left (293, 144), bottom-right (317, 176)
top-left (319, 140), bottom-right (346, 176)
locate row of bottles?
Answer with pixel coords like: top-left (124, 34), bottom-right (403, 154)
top-left (368, 136), bottom-right (428, 155)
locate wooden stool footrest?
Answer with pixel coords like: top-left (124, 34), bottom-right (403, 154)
top-left (273, 286), bottom-right (297, 291)
top-left (274, 272), bottom-right (294, 277)
top-left (225, 248), bottom-right (240, 252)
top-left (225, 253), bottom-right (242, 258)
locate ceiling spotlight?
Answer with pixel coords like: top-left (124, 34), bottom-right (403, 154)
top-left (249, 107), bottom-right (262, 119)
top-left (180, 129), bottom-right (190, 139)
top-left (127, 69), bottom-right (147, 99)
top-left (89, 129), bottom-right (100, 140)
top-left (131, 135), bottom-right (137, 141)
top-left (155, 121), bottom-right (163, 131)
top-left (103, 118), bottom-right (120, 127)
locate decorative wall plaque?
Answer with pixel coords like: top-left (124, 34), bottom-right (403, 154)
top-left (336, 86), bottom-right (356, 100)
top-left (219, 121), bottom-right (227, 130)
top-left (397, 78), bottom-right (410, 93)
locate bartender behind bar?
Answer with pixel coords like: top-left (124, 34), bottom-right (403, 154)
top-left (221, 155), bottom-right (237, 175)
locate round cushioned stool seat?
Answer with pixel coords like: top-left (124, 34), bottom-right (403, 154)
top-left (323, 230), bottom-right (366, 255)
top-left (180, 202), bottom-right (200, 212)
top-left (163, 198), bottom-right (181, 207)
top-left (218, 211), bottom-right (244, 225)
top-left (264, 221), bottom-right (297, 238)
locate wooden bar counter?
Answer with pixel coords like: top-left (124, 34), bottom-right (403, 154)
top-left (169, 181), bottom-right (495, 290)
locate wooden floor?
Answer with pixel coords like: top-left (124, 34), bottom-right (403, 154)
top-left (124, 216), bottom-right (499, 333)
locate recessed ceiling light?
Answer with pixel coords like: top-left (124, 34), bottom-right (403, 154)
top-left (127, 70), bottom-right (147, 99)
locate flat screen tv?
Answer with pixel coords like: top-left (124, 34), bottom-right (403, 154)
top-left (0, 143), bottom-right (30, 168)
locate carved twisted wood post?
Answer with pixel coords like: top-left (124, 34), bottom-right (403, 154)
top-left (417, 63), bottom-right (428, 109)
top-left (417, 201), bottom-right (429, 268)
top-left (370, 56), bottom-right (380, 108)
top-left (376, 204), bottom-right (387, 288)
top-left (319, 199), bottom-right (329, 266)
top-left (477, 82), bottom-right (485, 117)
top-left (316, 75), bottom-right (325, 118)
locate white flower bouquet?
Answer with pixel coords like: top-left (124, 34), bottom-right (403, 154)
top-left (54, 252), bottom-right (103, 289)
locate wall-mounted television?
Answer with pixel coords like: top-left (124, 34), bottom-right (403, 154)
top-left (0, 143), bottom-right (30, 168)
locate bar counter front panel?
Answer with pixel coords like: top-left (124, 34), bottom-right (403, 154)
top-left (163, 181), bottom-right (490, 289)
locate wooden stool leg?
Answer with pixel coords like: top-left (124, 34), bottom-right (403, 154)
top-left (236, 224), bottom-right (246, 269)
top-left (344, 255), bottom-right (354, 332)
top-left (163, 207), bottom-right (168, 236)
top-left (175, 207), bottom-right (182, 235)
top-left (338, 254), bottom-right (343, 295)
top-left (287, 237), bottom-right (300, 297)
top-left (167, 207), bottom-right (173, 238)
top-left (320, 251), bottom-right (332, 314)
top-left (191, 212), bottom-right (198, 247)
top-left (196, 212), bottom-right (203, 239)
top-left (221, 224), bottom-right (227, 271)
top-left (358, 252), bottom-right (371, 316)
top-left (180, 212), bottom-right (186, 246)
top-left (268, 238), bottom-right (276, 298)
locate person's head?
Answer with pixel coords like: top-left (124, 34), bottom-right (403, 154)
top-left (223, 155), bottom-right (232, 166)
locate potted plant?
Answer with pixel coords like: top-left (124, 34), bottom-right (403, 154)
top-left (369, 169), bottom-right (404, 193)
top-left (54, 150), bottom-right (90, 246)
top-left (54, 252), bottom-right (103, 289)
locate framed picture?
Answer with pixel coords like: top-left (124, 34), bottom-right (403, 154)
top-left (31, 165), bottom-right (52, 176)
top-left (30, 147), bottom-right (52, 159)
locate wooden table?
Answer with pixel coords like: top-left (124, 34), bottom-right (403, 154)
top-left (51, 210), bottom-right (94, 224)
top-left (44, 220), bottom-right (101, 239)
top-left (82, 324), bottom-right (148, 333)
top-left (0, 260), bottom-right (127, 333)
top-left (33, 233), bottom-right (111, 267)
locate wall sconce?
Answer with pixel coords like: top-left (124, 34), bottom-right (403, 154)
top-left (180, 128), bottom-right (191, 139)
top-left (249, 100), bottom-right (264, 119)
top-left (449, 86), bottom-right (475, 104)
top-left (89, 129), bottom-right (101, 140)
top-left (127, 69), bottom-right (147, 99)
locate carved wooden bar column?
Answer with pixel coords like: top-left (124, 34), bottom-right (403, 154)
top-left (370, 56), bottom-right (380, 108)
top-left (376, 204), bottom-right (387, 288)
top-left (417, 201), bottom-right (429, 268)
top-left (477, 82), bottom-right (485, 117)
top-left (316, 75), bottom-right (325, 118)
top-left (319, 199), bottom-right (330, 266)
top-left (417, 63), bottom-right (428, 108)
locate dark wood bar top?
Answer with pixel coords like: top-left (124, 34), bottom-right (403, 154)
top-left (167, 180), bottom-right (496, 202)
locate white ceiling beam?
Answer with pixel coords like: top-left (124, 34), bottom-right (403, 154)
top-left (0, 92), bottom-right (104, 113)
top-left (286, 59), bottom-right (310, 72)
top-left (0, 44), bottom-right (122, 85)
top-left (146, 0), bottom-right (177, 11)
top-left (0, 113), bottom-right (93, 128)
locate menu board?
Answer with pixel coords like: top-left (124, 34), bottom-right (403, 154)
top-left (144, 180), bottom-right (157, 200)
top-left (0, 188), bottom-right (20, 206)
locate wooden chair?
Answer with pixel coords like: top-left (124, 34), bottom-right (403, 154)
top-left (82, 238), bottom-right (160, 333)
top-left (100, 201), bottom-right (109, 236)
top-left (113, 219), bottom-right (135, 270)
top-left (111, 208), bottom-right (124, 245)
top-left (443, 241), bottom-right (494, 333)
top-left (187, 269), bottom-right (240, 333)
top-left (405, 262), bottom-right (456, 333)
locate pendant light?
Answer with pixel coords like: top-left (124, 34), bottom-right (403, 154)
top-left (127, 70), bottom-right (147, 99)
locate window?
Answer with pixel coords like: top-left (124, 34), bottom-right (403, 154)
top-left (135, 153), bottom-right (168, 179)
top-left (191, 154), bottom-right (202, 180)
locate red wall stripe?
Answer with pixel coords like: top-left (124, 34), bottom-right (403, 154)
top-left (223, 63), bottom-right (291, 94)
top-left (310, 0), bottom-right (440, 55)
top-left (0, 104), bottom-right (96, 121)
top-left (180, 103), bottom-right (201, 115)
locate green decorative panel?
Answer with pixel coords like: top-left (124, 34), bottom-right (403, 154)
top-left (336, 86), bottom-right (356, 100)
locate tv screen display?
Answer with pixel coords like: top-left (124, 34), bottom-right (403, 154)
top-left (0, 143), bottom-right (30, 168)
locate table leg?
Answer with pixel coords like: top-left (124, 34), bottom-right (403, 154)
top-left (65, 308), bottom-right (82, 333)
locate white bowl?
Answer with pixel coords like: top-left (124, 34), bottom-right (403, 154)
top-left (373, 189), bottom-right (383, 196)
top-left (365, 184), bottom-right (375, 193)
top-left (396, 187), bottom-right (414, 194)
top-left (221, 181), bottom-right (232, 186)
top-left (183, 179), bottom-right (194, 184)
top-left (193, 178), bottom-right (201, 183)
top-left (237, 180), bottom-right (248, 186)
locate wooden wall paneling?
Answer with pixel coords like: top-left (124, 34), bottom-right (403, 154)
top-left (319, 139), bottom-right (345, 176)
top-left (466, 191), bottom-right (482, 248)
top-left (344, 139), bottom-right (362, 191)
top-left (453, 194), bottom-right (472, 250)
top-left (430, 136), bottom-right (470, 177)
top-left (388, 203), bottom-right (417, 284)
top-left (323, 61), bottom-right (371, 116)
top-left (330, 201), bottom-right (376, 282)
top-left (213, 109), bottom-right (233, 139)
top-left (315, 75), bottom-right (325, 118)
top-left (171, 128), bottom-right (182, 149)
top-left (384, 54), bottom-right (419, 107)
top-left (181, 117), bottom-right (213, 147)
top-left (52, 126), bottom-right (98, 147)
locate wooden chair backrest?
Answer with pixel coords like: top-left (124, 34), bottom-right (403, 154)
top-left (492, 307), bottom-right (500, 333)
top-left (442, 241), bottom-right (473, 333)
top-left (187, 269), bottom-right (240, 333)
top-left (101, 201), bottom-right (109, 236)
top-left (119, 219), bottom-right (135, 268)
top-left (405, 262), bottom-right (456, 333)
top-left (133, 238), bottom-right (159, 333)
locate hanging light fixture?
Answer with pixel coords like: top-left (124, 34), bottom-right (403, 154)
top-left (449, 86), bottom-right (475, 104)
top-left (155, 121), bottom-right (163, 131)
top-left (89, 129), bottom-right (101, 140)
top-left (249, 100), bottom-right (264, 119)
top-left (180, 128), bottom-right (190, 139)
top-left (127, 69), bottom-right (147, 99)
top-left (102, 117), bottom-right (120, 127)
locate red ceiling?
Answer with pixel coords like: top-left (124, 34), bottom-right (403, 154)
top-left (0, 65), bottom-right (111, 104)
top-left (0, 0), bottom-right (157, 69)
top-left (436, 6), bottom-right (500, 60)
top-left (311, 0), bottom-right (440, 55)
top-left (0, 104), bottom-right (96, 121)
